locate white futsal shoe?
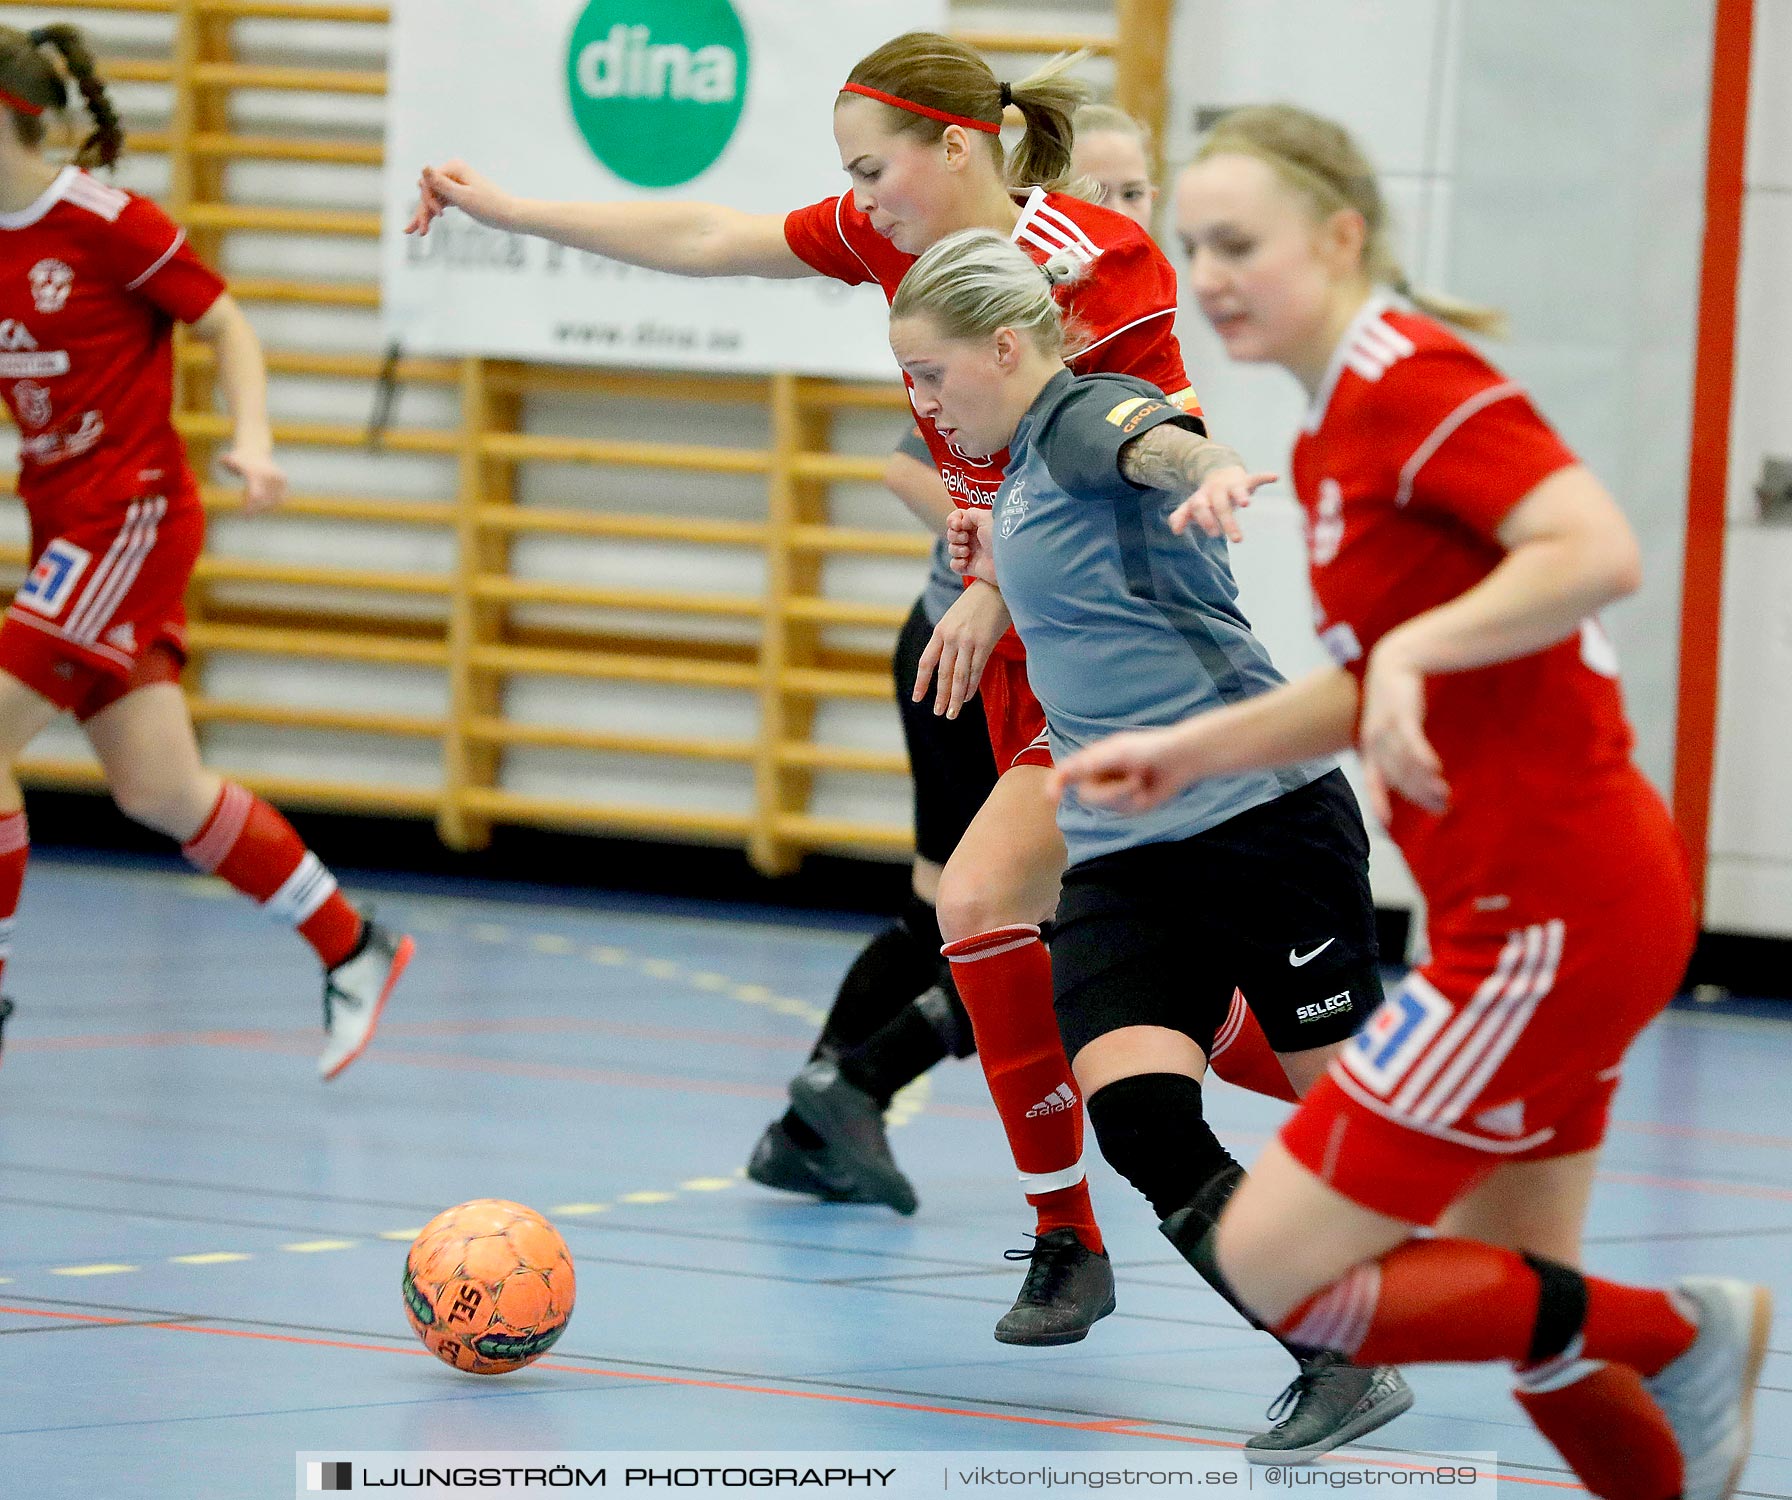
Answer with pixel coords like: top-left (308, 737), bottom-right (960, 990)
top-left (1644, 1276), bottom-right (1772, 1500)
top-left (320, 916), bottom-right (413, 1081)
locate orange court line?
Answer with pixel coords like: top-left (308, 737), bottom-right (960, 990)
top-left (7, 1312), bottom-right (1577, 1489)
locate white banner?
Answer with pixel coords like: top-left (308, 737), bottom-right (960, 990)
top-left (380, 0), bottom-right (944, 377)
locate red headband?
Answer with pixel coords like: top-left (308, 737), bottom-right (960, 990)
top-left (0, 86), bottom-right (44, 117)
top-left (839, 82), bottom-right (1000, 135)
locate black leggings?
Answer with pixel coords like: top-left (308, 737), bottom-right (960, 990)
top-left (894, 594), bottom-right (999, 866)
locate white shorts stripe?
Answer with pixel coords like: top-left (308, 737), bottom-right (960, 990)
top-left (1432, 921), bottom-right (1564, 1128)
top-left (1390, 931), bottom-right (1527, 1113)
top-left (1327, 1057), bottom-right (1561, 1155)
top-left (1209, 989), bottom-right (1248, 1058)
top-left (59, 500), bottom-right (143, 642)
top-left (1409, 925), bottom-right (1549, 1125)
top-left (69, 497), bottom-right (164, 644)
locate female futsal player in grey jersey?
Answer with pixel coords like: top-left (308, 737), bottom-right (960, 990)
top-left (891, 228), bottom-right (1412, 1464)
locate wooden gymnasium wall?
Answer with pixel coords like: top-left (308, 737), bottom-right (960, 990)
top-left (0, 0), bottom-right (1173, 876)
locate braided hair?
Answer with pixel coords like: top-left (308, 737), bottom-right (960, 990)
top-left (0, 23), bottom-right (124, 170)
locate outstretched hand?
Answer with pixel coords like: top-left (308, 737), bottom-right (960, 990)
top-left (1045, 726), bottom-right (1192, 814)
top-left (406, 160), bottom-right (517, 237)
top-left (1168, 466), bottom-right (1278, 544)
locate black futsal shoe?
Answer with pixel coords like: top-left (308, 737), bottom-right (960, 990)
top-left (993, 1227), bottom-right (1117, 1346)
top-left (787, 1058), bottom-right (919, 1215)
top-left (0, 996), bottom-right (12, 1065)
top-left (745, 1118), bottom-right (892, 1205)
top-left (1245, 1353), bottom-right (1413, 1464)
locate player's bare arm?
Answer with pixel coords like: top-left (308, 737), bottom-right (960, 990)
top-left (191, 293), bottom-right (287, 514)
top-left (408, 160), bottom-right (810, 279)
top-left (1118, 426), bottom-right (1279, 544)
top-left (1048, 666), bottom-right (1360, 813)
top-left (882, 450), bottom-right (958, 536)
top-left (1368, 464), bottom-right (1640, 680)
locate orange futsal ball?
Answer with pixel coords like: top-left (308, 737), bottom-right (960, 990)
top-left (403, 1199), bottom-right (576, 1374)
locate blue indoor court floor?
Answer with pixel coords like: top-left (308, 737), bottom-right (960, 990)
top-left (0, 853), bottom-right (1788, 1498)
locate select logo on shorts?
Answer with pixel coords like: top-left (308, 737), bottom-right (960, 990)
top-left (16, 538), bottom-right (91, 619)
top-left (566, 0), bottom-right (749, 189)
top-left (1104, 396), bottom-right (1164, 435)
top-left (306, 1460), bottom-right (353, 1491)
top-left (1296, 991), bottom-right (1352, 1024)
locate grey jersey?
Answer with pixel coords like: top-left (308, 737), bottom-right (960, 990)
top-left (994, 369), bottom-right (1328, 864)
top-left (893, 424), bottom-right (964, 626)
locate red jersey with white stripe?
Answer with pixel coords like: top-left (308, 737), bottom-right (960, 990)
top-left (0, 166), bottom-right (224, 526)
top-left (1290, 295), bottom-right (1653, 919)
top-left (786, 188), bottom-right (1198, 662)
top-left (1274, 296), bottom-right (1696, 1211)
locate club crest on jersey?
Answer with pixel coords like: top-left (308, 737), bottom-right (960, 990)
top-left (17, 538), bottom-right (92, 619)
top-left (11, 380), bottom-right (50, 430)
top-left (999, 477), bottom-right (1029, 538)
top-left (28, 259), bottom-right (73, 314)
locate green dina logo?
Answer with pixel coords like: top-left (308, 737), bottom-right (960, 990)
top-left (566, 0), bottom-right (750, 189)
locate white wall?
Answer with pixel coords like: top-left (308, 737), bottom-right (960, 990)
top-left (1165, 0), bottom-right (1468, 915)
top-left (1165, 0), bottom-right (1719, 923)
top-left (1709, 0), bottom-right (1792, 936)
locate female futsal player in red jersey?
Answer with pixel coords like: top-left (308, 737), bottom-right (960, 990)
top-left (1052, 104), bottom-right (1767, 1500)
top-left (0, 25), bottom-right (411, 1078)
top-left (408, 33), bottom-right (1309, 1353)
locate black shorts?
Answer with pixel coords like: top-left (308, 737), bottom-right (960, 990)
top-left (1051, 769), bottom-right (1381, 1061)
top-left (895, 595), bottom-right (999, 866)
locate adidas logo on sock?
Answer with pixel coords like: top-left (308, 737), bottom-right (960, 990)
top-left (1025, 1083), bottom-right (1077, 1118)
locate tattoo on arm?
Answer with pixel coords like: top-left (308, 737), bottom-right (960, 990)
top-left (1118, 426), bottom-right (1244, 491)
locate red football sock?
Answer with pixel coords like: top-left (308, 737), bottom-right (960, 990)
top-left (944, 926), bottom-right (1103, 1254)
top-left (1278, 1238), bottom-right (1697, 1374)
top-left (1515, 1357), bottom-right (1683, 1500)
top-left (0, 809), bottom-right (26, 990)
top-left (182, 783), bottom-right (362, 968)
top-left (1208, 989), bottom-right (1299, 1103)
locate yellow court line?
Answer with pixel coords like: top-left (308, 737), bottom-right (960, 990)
top-left (550, 1203), bottom-right (611, 1216)
top-left (51, 1264), bottom-right (138, 1277)
top-left (618, 1191), bottom-right (675, 1205)
top-left (171, 1252), bottom-right (252, 1266)
top-left (282, 1239), bottom-right (357, 1253)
